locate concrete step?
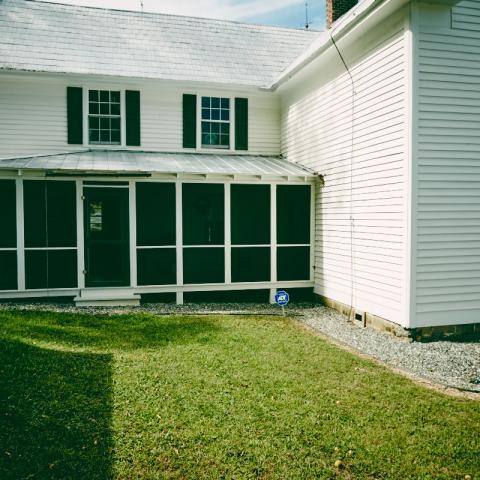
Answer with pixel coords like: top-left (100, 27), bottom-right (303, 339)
top-left (74, 288), bottom-right (140, 307)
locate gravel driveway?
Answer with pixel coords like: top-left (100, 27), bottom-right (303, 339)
top-left (1, 301), bottom-right (479, 395)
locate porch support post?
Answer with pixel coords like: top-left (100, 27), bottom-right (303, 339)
top-left (129, 180), bottom-right (137, 288)
top-left (76, 180), bottom-right (85, 289)
top-left (269, 183), bottom-right (277, 304)
top-left (176, 181), bottom-right (184, 305)
top-left (16, 177), bottom-right (25, 291)
top-left (224, 183), bottom-right (231, 284)
top-left (310, 182), bottom-right (316, 281)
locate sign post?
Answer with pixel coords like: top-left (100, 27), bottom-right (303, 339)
top-left (274, 290), bottom-right (290, 316)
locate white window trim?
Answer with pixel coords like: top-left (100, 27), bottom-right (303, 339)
top-left (196, 94), bottom-right (236, 153)
top-left (82, 88), bottom-right (127, 148)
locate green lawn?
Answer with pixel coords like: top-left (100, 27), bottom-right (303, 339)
top-left (0, 311), bottom-right (478, 479)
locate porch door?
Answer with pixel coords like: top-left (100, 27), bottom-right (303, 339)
top-left (84, 186), bottom-right (130, 287)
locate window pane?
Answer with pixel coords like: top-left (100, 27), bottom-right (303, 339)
top-left (211, 109), bottom-right (220, 120)
top-left (211, 123), bottom-right (220, 134)
top-left (111, 103), bottom-right (120, 116)
top-left (136, 182), bottom-right (175, 246)
top-left (202, 133), bottom-right (211, 146)
top-left (0, 251), bottom-right (17, 290)
top-left (89, 102), bottom-right (99, 114)
top-left (211, 97), bottom-right (220, 108)
top-left (232, 247), bottom-right (270, 283)
top-left (90, 130), bottom-right (99, 142)
top-left (183, 247), bottom-right (224, 284)
top-left (100, 117), bottom-right (110, 129)
top-left (137, 248), bottom-right (176, 285)
top-left (110, 91), bottom-right (120, 103)
top-left (221, 98), bottom-right (229, 109)
top-left (0, 180), bottom-right (16, 248)
top-left (90, 116), bottom-right (99, 129)
top-left (100, 130), bottom-right (110, 142)
top-left (202, 97), bottom-right (210, 108)
top-left (231, 184), bottom-right (270, 245)
top-left (100, 103), bottom-right (109, 115)
top-left (202, 108), bottom-right (210, 120)
top-left (24, 181), bottom-right (47, 248)
top-left (277, 185), bottom-right (311, 244)
top-left (46, 181), bottom-right (76, 247)
top-left (183, 184), bottom-right (224, 245)
top-left (277, 247), bottom-right (310, 281)
top-left (100, 90), bottom-right (109, 102)
top-left (89, 90), bottom-right (98, 101)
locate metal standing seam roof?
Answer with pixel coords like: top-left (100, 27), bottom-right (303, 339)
top-left (0, 150), bottom-right (317, 177)
top-left (0, 0), bottom-right (319, 88)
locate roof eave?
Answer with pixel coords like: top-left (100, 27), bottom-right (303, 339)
top-left (269, 0), bottom-right (462, 91)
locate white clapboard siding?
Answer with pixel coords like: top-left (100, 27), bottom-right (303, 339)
top-left (0, 74), bottom-right (281, 159)
top-left (281, 10), bottom-right (409, 326)
top-left (413, 0), bottom-right (480, 326)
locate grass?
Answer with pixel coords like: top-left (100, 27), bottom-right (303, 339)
top-left (0, 311), bottom-right (479, 479)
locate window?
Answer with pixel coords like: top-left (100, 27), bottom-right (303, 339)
top-left (88, 90), bottom-right (121, 144)
top-left (201, 97), bottom-right (230, 149)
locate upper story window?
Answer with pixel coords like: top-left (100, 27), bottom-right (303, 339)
top-left (201, 96), bottom-right (230, 149)
top-left (88, 90), bottom-right (121, 144)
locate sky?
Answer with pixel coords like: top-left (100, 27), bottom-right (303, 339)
top-left (40, 0), bottom-right (326, 30)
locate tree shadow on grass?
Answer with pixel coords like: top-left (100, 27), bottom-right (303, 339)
top-left (0, 338), bottom-right (113, 480)
top-left (1, 311), bottom-right (221, 351)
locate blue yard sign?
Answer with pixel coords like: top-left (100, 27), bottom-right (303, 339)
top-left (275, 290), bottom-right (289, 306)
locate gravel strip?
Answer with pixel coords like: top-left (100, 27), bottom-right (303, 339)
top-left (1, 301), bottom-right (478, 394)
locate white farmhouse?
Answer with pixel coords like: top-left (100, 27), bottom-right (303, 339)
top-left (0, 0), bottom-right (478, 339)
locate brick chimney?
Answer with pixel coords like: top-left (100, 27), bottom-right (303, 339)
top-left (326, 0), bottom-right (359, 28)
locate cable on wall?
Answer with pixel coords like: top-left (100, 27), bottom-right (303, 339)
top-left (329, 29), bottom-right (357, 319)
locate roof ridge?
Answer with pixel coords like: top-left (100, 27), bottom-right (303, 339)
top-left (23, 0), bottom-right (320, 33)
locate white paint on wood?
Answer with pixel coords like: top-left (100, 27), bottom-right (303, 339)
top-left (0, 74), bottom-right (282, 159)
top-left (76, 179), bottom-right (85, 289)
top-left (224, 183), bottom-right (232, 284)
top-left (411, 0), bottom-right (480, 327)
top-left (129, 180), bottom-right (137, 287)
top-left (15, 177), bottom-right (25, 290)
top-left (280, 8), bottom-right (410, 326)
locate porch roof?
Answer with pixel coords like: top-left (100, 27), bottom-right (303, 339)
top-left (0, 150), bottom-right (316, 179)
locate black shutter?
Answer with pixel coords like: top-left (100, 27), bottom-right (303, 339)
top-left (126, 90), bottom-right (141, 146)
top-left (183, 94), bottom-right (197, 148)
top-left (67, 87), bottom-right (83, 144)
top-left (235, 98), bottom-right (248, 151)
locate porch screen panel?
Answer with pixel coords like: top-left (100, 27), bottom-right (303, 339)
top-left (24, 181), bottom-right (77, 289)
top-left (231, 247), bottom-right (270, 283)
top-left (182, 184), bottom-right (225, 284)
top-left (231, 184), bottom-right (270, 245)
top-left (137, 249), bottom-right (176, 286)
top-left (0, 180), bottom-right (17, 290)
top-left (0, 252), bottom-right (17, 290)
top-left (183, 184), bottom-right (224, 245)
top-left (136, 182), bottom-right (175, 246)
top-left (276, 185), bottom-right (311, 281)
top-left (231, 184), bottom-right (270, 283)
top-left (136, 182), bottom-right (176, 286)
top-left (183, 247), bottom-right (224, 284)
top-left (277, 185), bottom-right (310, 244)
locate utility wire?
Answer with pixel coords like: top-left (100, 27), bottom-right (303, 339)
top-left (329, 30), bottom-right (357, 320)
